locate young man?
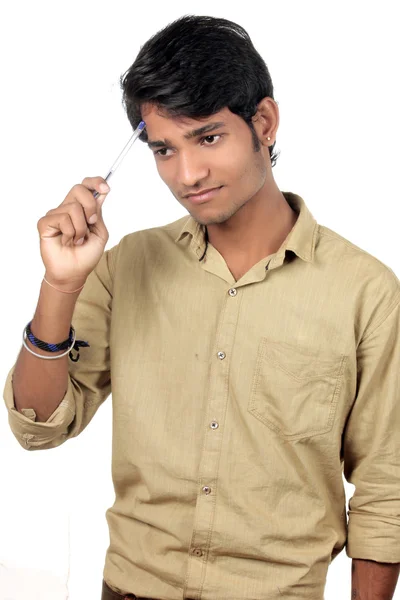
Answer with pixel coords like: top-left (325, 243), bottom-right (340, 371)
top-left (3, 15), bottom-right (400, 600)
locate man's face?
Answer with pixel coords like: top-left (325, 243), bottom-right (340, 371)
top-left (142, 104), bottom-right (269, 226)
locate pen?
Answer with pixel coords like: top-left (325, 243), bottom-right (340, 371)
top-left (93, 120), bottom-right (146, 199)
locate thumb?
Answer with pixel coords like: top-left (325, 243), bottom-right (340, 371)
top-left (88, 197), bottom-right (108, 240)
top-left (95, 191), bottom-right (108, 208)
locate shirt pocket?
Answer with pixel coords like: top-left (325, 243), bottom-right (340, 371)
top-left (248, 338), bottom-right (347, 440)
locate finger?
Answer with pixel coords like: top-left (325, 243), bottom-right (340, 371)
top-left (85, 207), bottom-right (109, 243)
top-left (81, 176), bottom-right (110, 200)
top-left (38, 213), bottom-right (77, 246)
top-left (63, 186), bottom-right (101, 225)
top-left (61, 180), bottom-right (110, 224)
top-left (43, 202), bottom-right (89, 244)
top-left (82, 177), bottom-right (111, 211)
top-left (67, 202), bottom-right (93, 243)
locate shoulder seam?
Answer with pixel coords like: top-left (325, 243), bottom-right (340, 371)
top-left (319, 227), bottom-right (400, 277)
top-left (319, 227), bottom-right (374, 254)
top-left (361, 289), bottom-right (400, 342)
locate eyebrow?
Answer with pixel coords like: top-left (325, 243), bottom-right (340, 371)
top-left (147, 121), bottom-right (227, 149)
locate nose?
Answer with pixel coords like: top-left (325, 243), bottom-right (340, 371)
top-left (177, 149), bottom-right (210, 189)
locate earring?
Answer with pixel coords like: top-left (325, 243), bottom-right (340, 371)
top-left (267, 137), bottom-right (271, 140)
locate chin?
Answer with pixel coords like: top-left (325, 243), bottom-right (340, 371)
top-left (192, 213), bottom-right (233, 227)
top-left (191, 202), bottom-right (245, 227)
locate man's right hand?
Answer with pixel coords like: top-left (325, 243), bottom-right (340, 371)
top-left (37, 176), bottom-right (111, 291)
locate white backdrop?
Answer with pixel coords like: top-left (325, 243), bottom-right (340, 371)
top-left (1, 1), bottom-right (399, 599)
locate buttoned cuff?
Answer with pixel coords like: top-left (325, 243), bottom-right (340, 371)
top-left (3, 365), bottom-right (76, 450)
top-left (346, 510), bottom-right (400, 563)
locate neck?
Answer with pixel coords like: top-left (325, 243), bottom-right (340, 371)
top-left (206, 185), bottom-right (298, 267)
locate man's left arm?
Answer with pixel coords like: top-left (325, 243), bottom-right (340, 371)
top-left (351, 558), bottom-right (400, 599)
top-left (342, 294), bottom-right (400, 599)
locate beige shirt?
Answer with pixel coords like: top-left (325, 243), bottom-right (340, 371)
top-left (4, 192), bottom-right (400, 600)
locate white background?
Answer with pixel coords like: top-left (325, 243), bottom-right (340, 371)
top-left (1, 1), bottom-right (399, 598)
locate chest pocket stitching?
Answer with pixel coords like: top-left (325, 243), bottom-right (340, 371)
top-left (265, 346), bottom-right (343, 380)
top-left (249, 338), bottom-right (347, 440)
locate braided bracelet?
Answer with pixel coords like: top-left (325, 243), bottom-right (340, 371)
top-left (23, 321), bottom-right (89, 362)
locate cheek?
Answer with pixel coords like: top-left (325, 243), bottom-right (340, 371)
top-left (221, 149), bottom-right (263, 188)
top-left (212, 150), bottom-right (245, 181)
top-left (155, 161), bottom-right (173, 186)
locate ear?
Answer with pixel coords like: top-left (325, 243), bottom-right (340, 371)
top-left (251, 97), bottom-right (279, 147)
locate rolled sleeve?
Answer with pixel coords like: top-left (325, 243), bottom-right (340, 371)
top-left (3, 247), bottom-right (116, 451)
top-left (344, 295), bottom-right (400, 563)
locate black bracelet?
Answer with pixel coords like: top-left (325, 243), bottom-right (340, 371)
top-left (25, 321), bottom-right (90, 362)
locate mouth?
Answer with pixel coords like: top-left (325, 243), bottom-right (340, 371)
top-left (184, 186), bottom-right (223, 204)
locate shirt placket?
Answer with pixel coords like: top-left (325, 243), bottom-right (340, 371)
top-left (183, 284), bottom-right (243, 599)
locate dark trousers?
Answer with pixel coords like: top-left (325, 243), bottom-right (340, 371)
top-left (101, 578), bottom-right (158, 600)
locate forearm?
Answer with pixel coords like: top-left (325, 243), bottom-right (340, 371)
top-left (352, 558), bottom-right (400, 599)
top-left (13, 276), bottom-right (85, 422)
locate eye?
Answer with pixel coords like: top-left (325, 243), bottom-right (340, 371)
top-left (154, 147), bottom-right (173, 157)
top-left (201, 134), bottom-right (222, 145)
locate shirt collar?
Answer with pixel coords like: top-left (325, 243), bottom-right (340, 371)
top-left (174, 191), bottom-right (318, 265)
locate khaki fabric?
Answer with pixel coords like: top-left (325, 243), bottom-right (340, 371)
top-left (4, 192), bottom-right (400, 600)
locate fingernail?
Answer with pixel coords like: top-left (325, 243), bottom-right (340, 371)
top-left (75, 238), bottom-right (85, 245)
top-left (100, 183), bottom-right (110, 193)
top-left (88, 214), bottom-right (97, 224)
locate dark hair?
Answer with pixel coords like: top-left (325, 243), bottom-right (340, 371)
top-left (119, 14), bottom-right (280, 166)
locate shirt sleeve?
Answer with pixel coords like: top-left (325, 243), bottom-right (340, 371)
top-left (3, 246), bottom-right (116, 451)
top-left (343, 294), bottom-right (400, 563)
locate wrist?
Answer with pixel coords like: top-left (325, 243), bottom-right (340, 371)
top-left (43, 272), bottom-right (87, 293)
top-left (35, 279), bottom-right (82, 321)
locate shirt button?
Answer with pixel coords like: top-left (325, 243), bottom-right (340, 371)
top-left (217, 351), bottom-right (226, 360)
top-left (228, 288), bottom-right (237, 296)
top-left (202, 486), bottom-right (212, 495)
top-left (210, 421), bottom-right (219, 429)
top-left (190, 548), bottom-right (204, 557)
